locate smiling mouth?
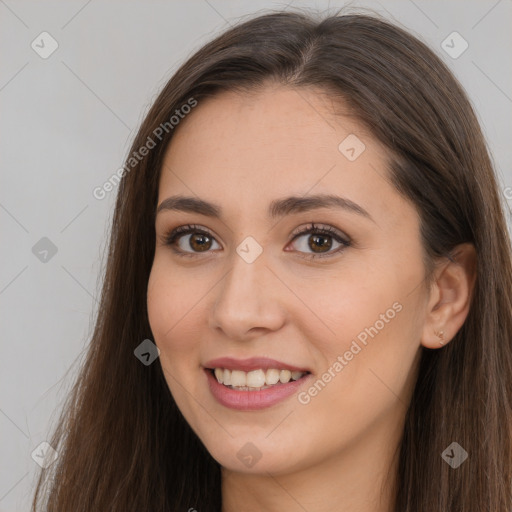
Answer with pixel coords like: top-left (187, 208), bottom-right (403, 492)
top-left (208, 367), bottom-right (310, 391)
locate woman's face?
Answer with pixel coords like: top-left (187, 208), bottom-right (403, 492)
top-left (147, 84), bottom-right (428, 475)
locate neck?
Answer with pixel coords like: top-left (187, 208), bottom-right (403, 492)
top-left (221, 412), bottom-right (403, 512)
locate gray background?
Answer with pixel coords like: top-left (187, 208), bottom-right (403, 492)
top-left (1, 1), bottom-right (511, 510)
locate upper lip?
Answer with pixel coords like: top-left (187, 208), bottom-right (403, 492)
top-left (204, 357), bottom-right (310, 373)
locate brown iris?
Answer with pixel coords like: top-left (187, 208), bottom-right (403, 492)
top-left (308, 234), bottom-right (332, 253)
top-left (188, 233), bottom-right (213, 252)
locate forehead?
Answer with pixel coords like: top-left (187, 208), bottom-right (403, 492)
top-left (157, 86), bottom-right (404, 226)
top-left (162, 85), bottom-right (375, 165)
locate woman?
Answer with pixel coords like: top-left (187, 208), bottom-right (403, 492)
top-left (32, 9), bottom-right (512, 512)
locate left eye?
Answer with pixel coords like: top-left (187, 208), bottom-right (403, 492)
top-left (288, 225), bottom-right (350, 259)
top-left (163, 225), bottom-right (220, 256)
top-left (162, 223), bottom-right (351, 259)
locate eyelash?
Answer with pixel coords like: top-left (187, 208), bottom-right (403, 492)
top-left (161, 223), bottom-right (351, 260)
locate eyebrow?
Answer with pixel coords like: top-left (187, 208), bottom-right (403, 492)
top-left (156, 194), bottom-right (373, 222)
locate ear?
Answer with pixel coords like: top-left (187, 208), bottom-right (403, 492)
top-left (421, 243), bottom-right (477, 349)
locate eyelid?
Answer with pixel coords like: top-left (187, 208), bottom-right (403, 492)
top-left (160, 224), bottom-right (219, 256)
top-left (289, 222), bottom-right (349, 242)
top-left (287, 222), bottom-right (351, 259)
top-left (161, 222), bottom-right (351, 259)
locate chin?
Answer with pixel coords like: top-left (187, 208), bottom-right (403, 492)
top-left (200, 432), bottom-right (311, 475)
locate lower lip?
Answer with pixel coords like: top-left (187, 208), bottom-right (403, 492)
top-left (205, 369), bottom-right (311, 411)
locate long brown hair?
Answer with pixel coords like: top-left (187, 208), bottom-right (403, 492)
top-left (32, 8), bottom-right (512, 511)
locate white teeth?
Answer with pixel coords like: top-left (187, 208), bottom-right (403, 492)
top-left (247, 369), bottom-right (266, 388)
top-left (231, 370), bottom-right (246, 387)
top-left (214, 368), bottom-right (224, 384)
top-left (265, 368), bottom-right (280, 385)
top-left (291, 371), bottom-right (303, 381)
top-left (279, 369), bottom-right (292, 383)
top-left (212, 367), bottom-right (307, 388)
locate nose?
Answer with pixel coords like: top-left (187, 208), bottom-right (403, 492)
top-left (208, 248), bottom-right (286, 340)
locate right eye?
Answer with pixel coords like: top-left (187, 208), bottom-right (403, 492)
top-left (162, 224), bottom-right (221, 257)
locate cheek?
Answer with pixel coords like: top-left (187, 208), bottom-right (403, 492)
top-left (300, 300), bottom-right (419, 438)
top-left (295, 263), bottom-right (397, 350)
top-left (300, 256), bottom-right (423, 394)
top-left (147, 262), bottom-right (204, 418)
top-left (147, 261), bottom-right (199, 358)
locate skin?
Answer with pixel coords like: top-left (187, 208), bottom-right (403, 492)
top-left (147, 83), bottom-right (476, 512)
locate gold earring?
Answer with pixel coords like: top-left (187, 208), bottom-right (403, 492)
top-left (434, 329), bottom-right (445, 345)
